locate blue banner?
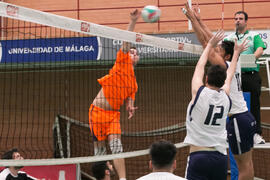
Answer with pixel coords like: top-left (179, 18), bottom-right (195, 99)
top-left (0, 37), bottom-right (101, 63)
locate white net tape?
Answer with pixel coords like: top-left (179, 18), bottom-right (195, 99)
top-left (0, 143), bottom-right (270, 166)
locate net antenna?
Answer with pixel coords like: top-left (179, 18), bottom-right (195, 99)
top-left (0, 2), bottom-right (203, 55)
top-left (221, 0), bottom-right (224, 29)
top-left (188, 0), bottom-right (192, 30)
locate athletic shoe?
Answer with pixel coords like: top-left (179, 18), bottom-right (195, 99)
top-left (254, 133), bottom-right (265, 144)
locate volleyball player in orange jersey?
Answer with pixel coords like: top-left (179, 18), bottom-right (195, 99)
top-left (89, 9), bottom-right (140, 180)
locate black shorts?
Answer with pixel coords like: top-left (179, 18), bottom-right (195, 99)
top-left (227, 111), bottom-right (256, 155)
top-left (185, 151), bottom-right (228, 180)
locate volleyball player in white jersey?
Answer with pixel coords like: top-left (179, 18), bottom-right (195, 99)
top-left (184, 31), bottom-right (247, 180)
top-left (182, 3), bottom-right (256, 180)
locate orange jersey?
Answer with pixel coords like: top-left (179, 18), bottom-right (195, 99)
top-left (89, 104), bottom-right (121, 141)
top-left (98, 49), bottom-right (138, 110)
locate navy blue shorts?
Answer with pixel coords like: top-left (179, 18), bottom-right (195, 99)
top-left (185, 151), bottom-right (228, 180)
top-left (226, 111), bottom-right (256, 155)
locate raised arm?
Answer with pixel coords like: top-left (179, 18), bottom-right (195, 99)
top-left (192, 3), bottom-right (213, 42)
top-left (182, 2), bottom-right (226, 68)
top-left (122, 9), bottom-right (140, 53)
top-left (222, 39), bottom-right (249, 94)
top-left (182, 3), bottom-right (208, 48)
top-left (191, 31), bottom-right (225, 101)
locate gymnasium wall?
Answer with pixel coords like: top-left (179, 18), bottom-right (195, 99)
top-left (4, 0), bottom-right (270, 33)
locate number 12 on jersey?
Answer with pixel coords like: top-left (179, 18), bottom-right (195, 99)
top-left (204, 105), bottom-right (224, 126)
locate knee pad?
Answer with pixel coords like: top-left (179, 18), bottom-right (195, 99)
top-left (94, 145), bottom-right (107, 156)
top-left (109, 138), bottom-right (123, 154)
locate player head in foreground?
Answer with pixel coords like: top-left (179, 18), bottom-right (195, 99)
top-left (137, 140), bottom-right (187, 180)
top-left (89, 9), bottom-right (140, 180)
top-left (0, 148), bottom-right (39, 180)
top-left (92, 161), bottom-right (115, 180)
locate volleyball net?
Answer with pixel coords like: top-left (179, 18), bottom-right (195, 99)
top-left (0, 1), bottom-right (196, 178)
top-left (0, 1), bottom-right (270, 180)
top-left (0, 1), bottom-right (197, 151)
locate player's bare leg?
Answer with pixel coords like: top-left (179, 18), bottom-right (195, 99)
top-left (108, 134), bottom-right (126, 180)
top-left (234, 150), bottom-right (254, 180)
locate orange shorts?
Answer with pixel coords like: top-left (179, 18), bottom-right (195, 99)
top-left (89, 104), bottom-right (121, 141)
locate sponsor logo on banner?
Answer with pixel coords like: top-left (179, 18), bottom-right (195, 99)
top-left (136, 34), bottom-right (143, 42)
top-left (102, 33), bottom-right (198, 60)
top-left (81, 22), bottom-right (90, 32)
top-left (100, 30), bottom-right (270, 61)
top-left (0, 36), bottom-right (101, 63)
top-left (6, 5), bottom-right (19, 17)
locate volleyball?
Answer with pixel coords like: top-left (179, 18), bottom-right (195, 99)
top-left (141, 5), bottom-right (161, 23)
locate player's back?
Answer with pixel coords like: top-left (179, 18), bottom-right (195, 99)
top-left (184, 86), bottom-right (231, 155)
top-left (97, 49), bottom-right (138, 110)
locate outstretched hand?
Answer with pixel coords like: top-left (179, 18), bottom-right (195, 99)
top-left (234, 38), bottom-right (249, 53)
top-left (192, 2), bottom-right (201, 21)
top-left (130, 9), bottom-right (141, 21)
top-left (208, 30), bottom-right (225, 47)
top-left (182, 2), bottom-right (195, 20)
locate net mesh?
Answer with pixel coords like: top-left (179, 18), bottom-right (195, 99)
top-left (252, 124), bottom-right (270, 179)
top-left (0, 2), bottom-right (270, 180)
top-left (54, 115), bottom-right (189, 179)
top-left (53, 115), bottom-right (270, 179)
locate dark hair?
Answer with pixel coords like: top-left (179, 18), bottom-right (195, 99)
top-left (2, 148), bottom-right (19, 168)
top-left (221, 41), bottom-right (235, 61)
top-left (150, 140), bottom-right (177, 169)
top-left (235, 11), bottom-right (248, 21)
top-left (130, 46), bottom-right (137, 50)
top-left (207, 65), bottom-right (227, 88)
top-left (2, 148), bottom-right (18, 160)
top-left (92, 161), bottom-right (108, 180)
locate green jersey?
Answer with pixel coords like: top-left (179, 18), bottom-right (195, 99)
top-left (224, 30), bottom-right (266, 72)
